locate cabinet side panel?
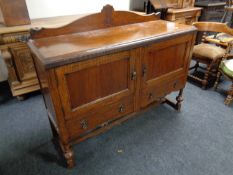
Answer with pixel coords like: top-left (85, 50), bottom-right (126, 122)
top-left (32, 54), bottom-right (57, 125)
top-left (33, 55), bottom-right (70, 143)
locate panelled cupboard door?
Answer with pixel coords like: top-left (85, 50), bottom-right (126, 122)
top-left (55, 51), bottom-right (136, 120)
top-left (140, 34), bottom-right (193, 107)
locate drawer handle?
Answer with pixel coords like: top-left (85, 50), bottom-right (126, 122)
top-left (173, 81), bottom-right (178, 88)
top-left (142, 65), bottom-right (147, 77)
top-left (119, 104), bottom-right (125, 113)
top-left (149, 93), bottom-right (153, 100)
top-left (80, 120), bottom-right (88, 130)
top-left (131, 71), bottom-right (137, 80)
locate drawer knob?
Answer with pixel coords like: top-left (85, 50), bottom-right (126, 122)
top-left (173, 81), bottom-right (178, 88)
top-left (131, 71), bottom-right (137, 80)
top-left (119, 104), bottom-right (125, 113)
top-left (149, 93), bottom-right (153, 100)
top-left (142, 65), bottom-right (147, 77)
top-left (80, 120), bottom-right (88, 130)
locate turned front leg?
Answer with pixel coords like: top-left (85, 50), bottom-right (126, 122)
top-left (164, 88), bottom-right (184, 112)
top-left (176, 89), bottom-right (184, 112)
top-left (60, 143), bottom-right (75, 168)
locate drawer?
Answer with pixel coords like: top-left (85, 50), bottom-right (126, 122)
top-left (175, 11), bottom-right (199, 19)
top-left (140, 75), bottom-right (186, 108)
top-left (66, 96), bottom-right (134, 140)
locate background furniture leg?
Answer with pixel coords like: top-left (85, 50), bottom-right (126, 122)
top-left (202, 64), bottom-right (211, 89)
top-left (194, 61), bottom-right (199, 72)
top-left (214, 71), bottom-right (222, 90)
top-left (225, 82), bottom-right (233, 105)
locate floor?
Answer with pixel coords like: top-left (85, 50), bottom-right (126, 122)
top-left (0, 80), bottom-right (232, 175)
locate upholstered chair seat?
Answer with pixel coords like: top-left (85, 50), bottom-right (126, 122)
top-left (193, 43), bottom-right (226, 61)
top-left (188, 22), bottom-right (233, 89)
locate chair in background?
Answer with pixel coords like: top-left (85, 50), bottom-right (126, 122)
top-left (214, 58), bottom-right (233, 105)
top-left (188, 22), bottom-right (233, 89)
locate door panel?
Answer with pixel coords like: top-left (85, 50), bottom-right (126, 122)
top-left (66, 58), bottom-right (128, 109)
top-left (56, 51), bottom-right (136, 120)
top-left (145, 42), bottom-right (186, 80)
top-left (140, 34), bottom-right (193, 107)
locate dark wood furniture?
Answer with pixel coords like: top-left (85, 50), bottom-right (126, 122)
top-left (188, 22), bottom-right (233, 89)
top-left (195, 1), bottom-right (226, 22)
top-left (0, 14), bottom-right (87, 100)
top-left (148, 0), bottom-right (195, 9)
top-left (145, 0), bottom-right (201, 24)
top-left (28, 5), bottom-right (196, 168)
top-left (145, 0), bottom-right (169, 19)
top-left (0, 0), bottom-right (30, 26)
top-left (165, 7), bottom-right (202, 24)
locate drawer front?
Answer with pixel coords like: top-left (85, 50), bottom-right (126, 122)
top-left (174, 11), bottom-right (199, 19)
top-left (141, 75), bottom-right (186, 108)
top-left (56, 51), bottom-right (136, 120)
top-left (66, 96), bottom-right (134, 139)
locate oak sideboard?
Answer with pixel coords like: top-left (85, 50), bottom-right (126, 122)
top-left (28, 5), bottom-right (197, 168)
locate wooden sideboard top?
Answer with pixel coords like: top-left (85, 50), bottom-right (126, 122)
top-left (28, 20), bottom-right (196, 69)
top-left (0, 14), bottom-right (88, 34)
top-left (0, 11), bottom-right (146, 34)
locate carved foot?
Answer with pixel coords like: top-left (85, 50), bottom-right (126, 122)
top-left (60, 143), bottom-right (75, 168)
top-left (16, 95), bottom-right (26, 101)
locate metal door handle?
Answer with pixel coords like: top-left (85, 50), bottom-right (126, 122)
top-left (131, 71), bottom-right (137, 80)
top-left (119, 104), bottom-right (125, 113)
top-left (80, 120), bottom-right (88, 129)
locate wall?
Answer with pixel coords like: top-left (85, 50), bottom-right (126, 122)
top-left (26, 0), bottom-right (130, 19)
